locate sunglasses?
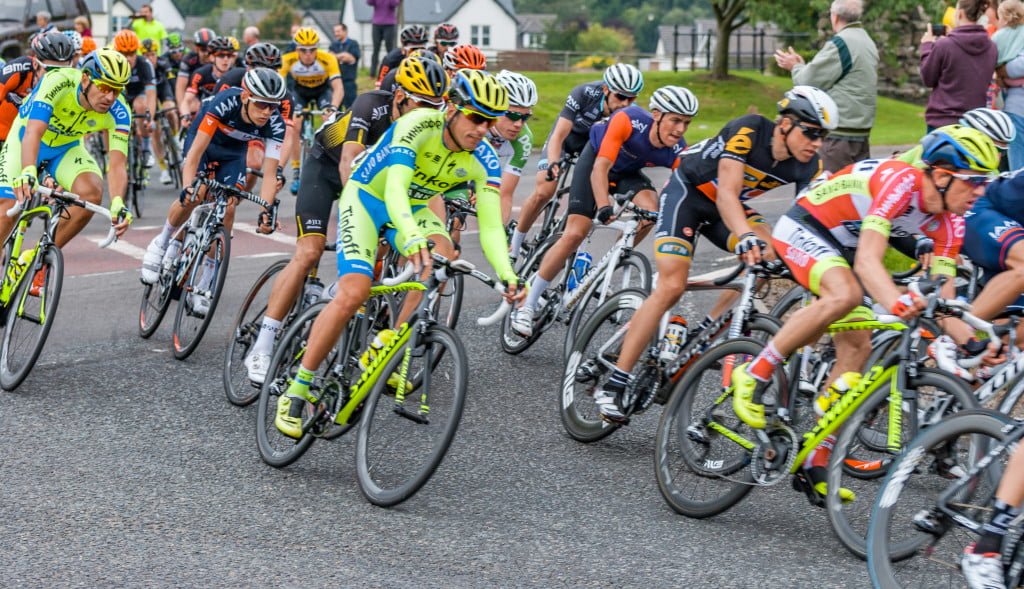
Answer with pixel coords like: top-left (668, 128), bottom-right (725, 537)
top-left (214, 52), bottom-right (235, 58)
top-left (248, 99), bottom-right (279, 111)
top-left (795, 122), bottom-right (829, 141)
top-left (938, 169), bottom-right (993, 187)
top-left (438, 40), bottom-right (458, 47)
top-left (458, 107), bottom-right (496, 125)
top-left (505, 111), bottom-right (532, 122)
top-left (298, 48), bottom-right (317, 54)
top-left (93, 81), bottom-right (124, 95)
top-left (613, 92), bottom-right (636, 102)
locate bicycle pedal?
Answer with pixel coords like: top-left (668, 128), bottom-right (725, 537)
top-left (600, 413), bottom-right (630, 426)
top-left (791, 472), bottom-right (825, 508)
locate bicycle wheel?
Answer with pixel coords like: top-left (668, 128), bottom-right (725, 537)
top-left (139, 267), bottom-right (174, 338)
top-left (432, 272), bottom-right (463, 330)
top-left (654, 337), bottom-right (780, 518)
top-left (355, 324), bottom-right (467, 507)
top-left (0, 245), bottom-right (64, 391)
top-left (563, 251), bottom-right (652, 360)
top-left (224, 258), bottom-right (289, 407)
top-left (827, 368), bottom-right (978, 560)
top-left (768, 284), bottom-right (808, 321)
top-left (500, 232), bottom-right (563, 355)
top-left (560, 288), bottom-right (647, 442)
top-left (867, 409), bottom-right (1014, 588)
top-left (172, 227), bottom-right (230, 360)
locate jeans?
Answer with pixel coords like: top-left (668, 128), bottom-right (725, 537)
top-left (370, 24), bottom-right (396, 79)
top-left (1008, 111), bottom-right (1024, 172)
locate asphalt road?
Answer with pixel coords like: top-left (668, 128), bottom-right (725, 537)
top-left (0, 151), bottom-right (905, 588)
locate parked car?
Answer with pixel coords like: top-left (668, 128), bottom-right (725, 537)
top-left (0, 0), bottom-right (91, 60)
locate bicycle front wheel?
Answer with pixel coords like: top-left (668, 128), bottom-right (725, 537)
top-left (355, 324), bottom-right (467, 507)
top-left (139, 268), bottom-right (174, 338)
top-left (172, 228), bottom-right (230, 360)
top-left (0, 245), bottom-right (64, 391)
top-left (224, 258), bottom-right (289, 406)
top-left (867, 409), bottom-right (1013, 589)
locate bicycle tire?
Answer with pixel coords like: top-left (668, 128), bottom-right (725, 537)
top-left (223, 258), bottom-right (289, 406)
top-left (768, 284), bottom-right (807, 321)
top-left (433, 271), bottom-right (463, 331)
top-left (866, 409), bottom-right (1014, 588)
top-left (139, 267), bottom-right (174, 338)
top-left (355, 323), bottom-right (467, 507)
top-left (827, 367), bottom-right (978, 560)
top-left (172, 227), bottom-right (230, 359)
top-left (0, 245), bottom-right (64, 391)
top-left (500, 232), bottom-right (563, 355)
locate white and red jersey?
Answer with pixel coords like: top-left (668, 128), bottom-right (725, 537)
top-left (793, 158), bottom-right (963, 260)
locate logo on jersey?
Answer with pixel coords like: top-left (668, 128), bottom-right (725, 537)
top-left (630, 118), bottom-right (648, 134)
top-left (371, 104), bottom-right (389, 120)
top-left (925, 219), bottom-right (940, 233)
top-left (701, 137), bottom-right (725, 160)
top-left (565, 95), bottom-right (580, 111)
top-left (724, 127), bottom-right (755, 156)
top-left (989, 219), bottom-right (1021, 241)
top-left (455, 168), bottom-right (467, 178)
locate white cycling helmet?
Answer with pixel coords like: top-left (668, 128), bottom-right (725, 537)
top-left (649, 85), bottom-right (698, 116)
top-left (777, 85), bottom-right (839, 131)
top-left (496, 70), bottom-right (538, 108)
top-left (242, 67), bottom-right (287, 101)
top-left (62, 30), bottom-right (83, 53)
top-left (602, 63), bottom-right (644, 97)
top-left (960, 107), bottom-right (1016, 146)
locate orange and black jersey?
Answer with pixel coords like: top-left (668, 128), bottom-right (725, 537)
top-left (0, 57), bottom-right (36, 140)
top-left (186, 63), bottom-right (226, 100)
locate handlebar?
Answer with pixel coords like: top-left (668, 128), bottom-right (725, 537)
top-left (544, 153), bottom-right (575, 182)
top-left (381, 254), bottom-right (513, 326)
top-left (7, 186), bottom-right (117, 248)
top-left (189, 172), bottom-right (279, 230)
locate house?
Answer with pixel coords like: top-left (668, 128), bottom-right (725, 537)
top-left (183, 9), bottom-right (335, 46)
top-left (645, 20), bottom-right (780, 71)
top-left (516, 13), bottom-right (554, 49)
top-left (339, 0), bottom-right (518, 58)
top-left (86, 0), bottom-right (186, 46)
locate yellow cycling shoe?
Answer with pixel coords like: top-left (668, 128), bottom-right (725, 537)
top-left (813, 481), bottom-right (856, 504)
top-left (275, 394), bottom-right (306, 439)
top-left (730, 363), bottom-right (766, 429)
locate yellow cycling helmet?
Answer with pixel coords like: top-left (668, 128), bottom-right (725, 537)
top-left (81, 48), bottom-right (132, 88)
top-left (920, 125), bottom-right (1001, 174)
top-left (406, 47), bottom-right (441, 65)
top-left (293, 27), bottom-right (319, 48)
top-left (227, 36), bottom-right (240, 52)
top-left (395, 56), bottom-right (450, 98)
top-left (448, 69), bottom-right (508, 118)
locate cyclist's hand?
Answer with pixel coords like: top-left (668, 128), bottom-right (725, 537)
top-left (257, 206), bottom-right (279, 234)
top-left (963, 337), bottom-right (1006, 367)
top-left (545, 162), bottom-right (560, 182)
top-left (734, 232), bottom-right (763, 266)
top-left (503, 277), bottom-right (527, 304)
top-left (275, 166), bottom-right (286, 192)
top-left (890, 292), bottom-right (925, 320)
top-left (403, 236), bottom-right (431, 273)
top-left (11, 165), bottom-right (36, 203)
top-left (109, 196), bottom-right (133, 237)
top-left (179, 185), bottom-right (196, 203)
top-left (596, 205), bottom-right (615, 225)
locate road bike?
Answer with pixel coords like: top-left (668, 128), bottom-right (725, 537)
top-left (155, 107), bottom-right (183, 190)
top-left (126, 117), bottom-right (150, 218)
top-left (513, 153), bottom-right (576, 263)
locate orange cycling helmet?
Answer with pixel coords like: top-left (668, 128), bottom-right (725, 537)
top-left (81, 36), bottom-right (97, 54)
top-left (442, 44), bottom-right (486, 72)
top-left (113, 29), bottom-right (140, 53)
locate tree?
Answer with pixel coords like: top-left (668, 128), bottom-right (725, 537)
top-left (577, 23), bottom-right (635, 54)
top-left (258, 0), bottom-right (299, 41)
top-left (710, 0), bottom-right (748, 79)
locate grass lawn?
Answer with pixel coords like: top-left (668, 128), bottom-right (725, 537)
top-left (357, 69), bottom-right (926, 147)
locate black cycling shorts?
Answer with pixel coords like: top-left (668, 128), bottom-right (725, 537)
top-left (295, 147), bottom-right (342, 237)
top-left (566, 143), bottom-right (654, 218)
top-left (157, 80), bottom-right (174, 104)
top-left (293, 85), bottom-right (334, 112)
top-left (537, 129), bottom-right (589, 171)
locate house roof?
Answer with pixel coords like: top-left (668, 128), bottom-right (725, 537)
top-left (304, 9), bottom-right (342, 32)
top-left (517, 13), bottom-right (555, 34)
top-left (343, 0), bottom-right (515, 25)
top-left (85, 0), bottom-right (106, 14)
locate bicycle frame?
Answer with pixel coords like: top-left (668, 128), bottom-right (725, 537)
top-left (559, 214), bottom-right (645, 318)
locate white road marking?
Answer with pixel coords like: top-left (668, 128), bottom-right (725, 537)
top-left (232, 222), bottom-right (298, 246)
top-left (89, 237), bottom-right (148, 260)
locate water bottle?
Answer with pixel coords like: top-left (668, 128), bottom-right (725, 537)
top-left (566, 251), bottom-right (592, 292)
top-left (658, 315), bottom-right (688, 363)
top-left (302, 278), bottom-right (324, 308)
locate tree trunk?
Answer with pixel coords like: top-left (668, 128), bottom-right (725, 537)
top-left (711, 0), bottom-right (747, 79)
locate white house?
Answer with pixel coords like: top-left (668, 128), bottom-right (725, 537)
top-left (86, 0), bottom-right (186, 46)
top-left (517, 13), bottom-right (554, 49)
top-left (339, 0), bottom-right (518, 59)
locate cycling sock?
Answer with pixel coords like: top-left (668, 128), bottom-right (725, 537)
top-left (977, 499), bottom-right (1021, 553)
top-left (143, 137), bottom-right (151, 151)
top-left (252, 317), bottom-right (283, 355)
top-left (605, 368), bottom-right (631, 394)
top-left (291, 160), bottom-right (300, 174)
top-left (198, 256), bottom-right (216, 290)
top-left (510, 229), bottom-right (527, 256)
top-left (747, 341), bottom-right (784, 382)
top-left (287, 366), bottom-right (317, 398)
top-left (802, 435), bottom-right (837, 470)
top-left (523, 276), bottom-right (549, 311)
top-left (157, 221), bottom-right (177, 245)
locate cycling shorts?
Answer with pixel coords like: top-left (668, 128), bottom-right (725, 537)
top-left (0, 138), bottom-right (100, 199)
top-left (964, 205), bottom-right (1024, 273)
top-left (295, 150), bottom-right (342, 237)
top-left (566, 143), bottom-right (654, 218)
top-left (537, 130), bottom-right (588, 172)
top-left (293, 85), bottom-right (333, 112)
top-left (157, 80), bottom-right (174, 104)
top-left (335, 185), bottom-right (447, 277)
top-left (182, 135), bottom-right (246, 190)
top-left (772, 213), bottom-right (851, 295)
top-left (653, 172), bottom-right (766, 259)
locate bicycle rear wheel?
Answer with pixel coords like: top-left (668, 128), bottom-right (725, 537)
top-left (224, 258), bottom-right (289, 406)
top-left (0, 245), bottom-right (63, 391)
top-left (500, 232), bottom-right (562, 355)
top-left (172, 228), bottom-right (230, 360)
top-left (139, 267), bottom-right (174, 338)
top-left (866, 409), bottom-right (1013, 588)
top-left (355, 324), bottom-right (467, 507)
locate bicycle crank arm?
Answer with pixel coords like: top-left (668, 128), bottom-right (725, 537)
top-left (393, 404), bottom-right (429, 425)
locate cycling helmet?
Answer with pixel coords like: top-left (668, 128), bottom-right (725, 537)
top-left (434, 23), bottom-right (459, 42)
top-left (113, 29), bottom-right (140, 53)
top-left (496, 70), bottom-right (538, 108)
top-left (959, 107), bottom-right (1016, 145)
top-left (242, 67), bottom-right (287, 101)
top-left (602, 63), bottom-right (644, 97)
top-left (777, 85), bottom-right (839, 131)
top-left (449, 70), bottom-right (508, 118)
top-left (395, 56), bottom-right (450, 98)
top-left (245, 42), bottom-right (282, 69)
top-left (63, 30), bottom-right (82, 53)
top-left (81, 36), bottom-right (97, 55)
top-left (920, 125), bottom-right (1001, 173)
top-left (649, 85), bottom-right (699, 116)
top-left (400, 25), bottom-right (430, 47)
top-left (81, 48), bottom-right (131, 87)
top-left (207, 36), bottom-right (235, 54)
top-left (33, 30), bottom-right (75, 63)
top-left (193, 28), bottom-right (216, 47)
top-left (406, 47), bottom-right (441, 64)
top-left (293, 27), bottom-right (319, 48)
top-left (166, 32), bottom-right (183, 51)
top-left (442, 44), bottom-right (486, 72)
top-left (141, 38), bottom-right (157, 54)
top-left (226, 36), bottom-right (240, 52)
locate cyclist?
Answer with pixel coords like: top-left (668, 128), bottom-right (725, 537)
top-left (175, 27), bottom-right (215, 108)
top-left (442, 44), bottom-right (486, 76)
top-left (272, 69), bottom-right (524, 439)
top-left (508, 63), bottom-right (645, 260)
top-left (429, 23), bottom-right (459, 58)
top-left (280, 27), bottom-right (343, 195)
top-left (510, 86), bottom-right (696, 339)
top-left (592, 86), bottom-right (836, 423)
top-left (80, 36), bottom-right (96, 63)
top-left (0, 32), bottom-right (75, 151)
top-left (115, 29), bottom-right (157, 168)
top-left (242, 55), bottom-right (450, 384)
top-left (491, 70), bottom-right (538, 223)
top-left (378, 47), bottom-right (439, 93)
top-left (375, 24), bottom-right (429, 85)
top-left (182, 36), bottom-right (235, 116)
top-left (0, 48), bottom-right (133, 254)
top-left (141, 37), bottom-right (175, 185)
top-left (162, 33), bottom-right (184, 80)
top-left (899, 107), bottom-right (1015, 165)
top-left (139, 68), bottom-right (286, 318)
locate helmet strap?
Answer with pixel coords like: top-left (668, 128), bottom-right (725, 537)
top-left (928, 166), bottom-right (953, 212)
top-left (779, 116), bottom-right (797, 161)
top-left (444, 111), bottom-right (469, 152)
top-left (653, 111), bottom-right (668, 149)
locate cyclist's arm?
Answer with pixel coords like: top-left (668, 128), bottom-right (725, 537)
top-left (19, 119), bottom-right (46, 178)
top-left (591, 111), bottom-right (632, 212)
top-left (715, 158), bottom-right (757, 239)
top-left (104, 101), bottom-right (132, 206)
top-left (339, 143), bottom-right (365, 184)
top-left (182, 116), bottom-right (216, 189)
top-left (381, 117), bottom-right (434, 253)
top-left (174, 70), bottom-right (189, 106)
top-left (499, 171), bottom-right (519, 225)
top-left (473, 160), bottom-right (518, 283)
top-left (545, 117), bottom-right (572, 169)
top-left (330, 77), bottom-right (343, 109)
top-left (855, 225), bottom-right (909, 312)
top-left (144, 63), bottom-right (158, 119)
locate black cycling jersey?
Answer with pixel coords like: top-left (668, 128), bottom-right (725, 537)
top-left (558, 81), bottom-right (607, 137)
top-left (314, 89), bottom-right (392, 164)
top-left (124, 57), bottom-right (157, 102)
top-left (177, 51), bottom-right (205, 78)
top-left (186, 63), bottom-right (227, 100)
top-left (376, 47), bottom-right (404, 81)
top-left (161, 51), bottom-right (182, 79)
top-left (379, 68), bottom-right (398, 93)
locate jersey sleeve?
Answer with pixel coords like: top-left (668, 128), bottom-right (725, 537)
top-left (105, 98), bottom-right (133, 156)
top-left (472, 142), bottom-right (517, 282)
top-left (862, 164), bottom-right (918, 238)
top-left (26, 70), bottom-right (76, 122)
top-left (143, 61), bottom-right (157, 88)
top-left (382, 114), bottom-right (433, 252)
top-left (558, 84), bottom-right (587, 121)
top-left (262, 111), bottom-right (286, 160)
top-left (186, 69), bottom-right (203, 94)
top-left (321, 51), bottom-right (341, 81)
top-left (595, 111), bottom-right (633, 162)
top-left (344, 93), bottom-right (376, 144)
top-left (926, 213), bottom-right (963, 277)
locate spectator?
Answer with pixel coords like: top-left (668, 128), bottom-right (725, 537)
top-left (36, 11), bottom-right (54, 34)
top-left (330, 23), bottom-right (360, 109)
top-left (367, 0), bottom-right (400, 78)
top-left (996, 0), bottom-right (1024, 167)
top-left (239, 26), bottom-right (260, 67)
top-left (774, 0), bottom-right (878, 172)
top-left (74, 16), bottom-right (92, 38)
top-left (131, 4), bottom-right (167, 48)
top-left (920, 0), bottom-right (997, 131)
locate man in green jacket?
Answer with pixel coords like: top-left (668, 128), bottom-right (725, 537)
top-left (131, 4), bottom-right (167, 49)
top-left (774, 0), bottom-right (878, 172)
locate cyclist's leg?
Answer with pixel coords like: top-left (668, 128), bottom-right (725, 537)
top-left (0, 137), bottom-right (24, 242)
top-left (612, 173), bottom-right (659, 242)
top-left (509, 136), bottom-right (569, 254)
top-left (51, 143), bottom-right (104, 248)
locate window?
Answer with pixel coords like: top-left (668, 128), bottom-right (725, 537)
top-left (471, 25), bottom-right (490, 47)
top-left (112, 16), bottom-right (132, 32)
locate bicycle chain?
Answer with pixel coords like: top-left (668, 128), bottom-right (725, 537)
top-left (750, 424), bottom-right (799, 486)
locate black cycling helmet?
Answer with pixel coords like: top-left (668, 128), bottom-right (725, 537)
top-left (245, 42), bottom-right (282, 69)
top-left (193, 28), bottom-right (216, 47)
top-left (32, 30), bottom-right (75, 63)
top-left (206, 36), bottom-right (234, 54)
top-left (400, 25), bottom-right (429, 47)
